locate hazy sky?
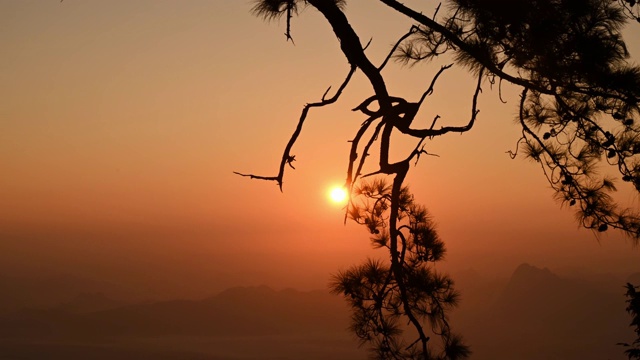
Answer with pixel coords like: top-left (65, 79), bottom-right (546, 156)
top-left (1, 0), bottom-right (639, 299)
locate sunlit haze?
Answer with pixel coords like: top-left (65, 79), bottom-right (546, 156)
top-left (1, 0), bottom-right (638, 296)
top-left (1, 2), bottom-right (640, 358)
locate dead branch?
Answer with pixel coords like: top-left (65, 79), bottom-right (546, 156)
top-left (234, 65), bottom-right (356, 190)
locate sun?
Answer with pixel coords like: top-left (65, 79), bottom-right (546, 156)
top-left (329, 186), bottom-right (348, 204)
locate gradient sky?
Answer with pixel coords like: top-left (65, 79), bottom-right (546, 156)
top-left (1, 0), bottom-right (639, 299)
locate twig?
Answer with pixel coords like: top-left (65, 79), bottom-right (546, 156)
top-left (234, 65), bottom-right (357, 190)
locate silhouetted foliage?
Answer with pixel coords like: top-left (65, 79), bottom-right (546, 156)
top-left (618, 0), bottom-right (640, 21)
top-left (388, 0), bottom-right (640, 238)
top-left (237, 1), bottom-right (640, 358)
top-left (620, 283), bottom-right (640, 359)
top-left (331, 179), bottom-right (469, 359)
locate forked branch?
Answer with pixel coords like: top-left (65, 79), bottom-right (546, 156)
top-left (234, 65), bottom-right (356, 190)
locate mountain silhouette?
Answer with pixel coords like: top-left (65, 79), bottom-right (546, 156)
top-left (0, 285), bottom-right (360, 360)
top-left (0, 286), bottom-right (349, 339)
top-left (0, 274), bottom-right (145, 315)
top-left (461, 263), bottom-right (630, 360)
top-left (53, 292), bottom-right (125, 314)
top-left (1, 267), bottom-right (636, 360)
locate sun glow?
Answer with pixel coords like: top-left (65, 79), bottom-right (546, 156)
top-left (329, 186), bottom-right (348, 204)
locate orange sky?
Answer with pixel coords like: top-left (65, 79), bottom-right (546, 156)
top-left (1, 0), bottom-right (639, 299)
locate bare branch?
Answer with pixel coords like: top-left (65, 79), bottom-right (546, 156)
top-left (235, 65), bottom-right (357, 190)
top-left (398, 67), bottom-right (484, 139)
top-left (232, 172), bottom-right (279, 182)
top-left (418, 64), bottom-right (452, 106)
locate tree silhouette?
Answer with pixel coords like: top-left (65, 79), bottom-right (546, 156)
top-left (330, 179), bottom-right (469, 359)
top-left (236, 1), bottom-right (640, 358)
top-left (621, 283), bottom-right (640, 359)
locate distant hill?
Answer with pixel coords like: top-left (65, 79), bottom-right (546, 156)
top-left (0, 285), bottom-right (360, 360)
top-left (53, 292), bottom-right (126, 314)
top-left (0, 274), bottom-right (146, 314)
top-left (0, 286), bottom-right (350, 339)
top-left (451, 267), bottom-right (507, 314)
top-left (458, 263), bottom-right (631, 360)
top-left (1, 266), bottom-right (637, 360)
